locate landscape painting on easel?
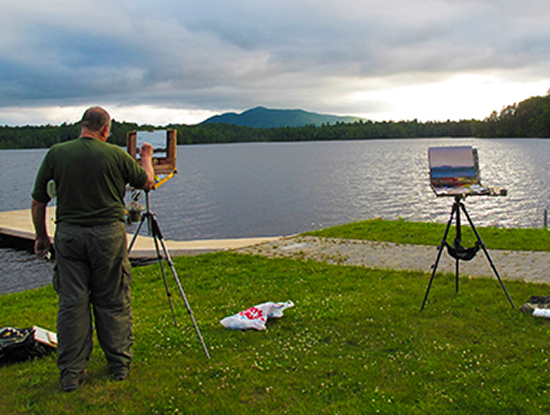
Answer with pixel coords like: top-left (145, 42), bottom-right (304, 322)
top-left (429, 146), bottom-right (479, 188)
top-left (428, 146), bottom-right (506, 197)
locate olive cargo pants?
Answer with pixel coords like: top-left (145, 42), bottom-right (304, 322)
top-left (53, 222), bottom-right (133, 382)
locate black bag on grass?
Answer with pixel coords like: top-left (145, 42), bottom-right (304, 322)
top-left (0, 327), bottom-right (53, 366)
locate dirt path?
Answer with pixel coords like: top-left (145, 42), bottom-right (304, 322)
top-left (235, 236), bottom-right (550, 285)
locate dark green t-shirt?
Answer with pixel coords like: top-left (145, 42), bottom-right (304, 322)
top-left (32, 136), bottom-right (148, 225)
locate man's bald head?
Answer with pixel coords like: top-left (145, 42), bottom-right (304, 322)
top-left (81, 107), bottom-right (111, 133)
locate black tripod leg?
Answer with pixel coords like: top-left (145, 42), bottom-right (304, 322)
top-left (150, 218), bottom-right (178, 326)
top-left (460, 204), bottom-right (515, 309)
top-left (128, 212), bottom-right (148, 253)
top-left (455, 259), bottom-right (460, 293)
top-left (127, 203), bottom-right (178, 325)
top-left (454, 201), bottom-right (462, 293)
top-left (151, 216), bottom-right (211, 359)
top-left (421, 202), bottom-right (457, 311)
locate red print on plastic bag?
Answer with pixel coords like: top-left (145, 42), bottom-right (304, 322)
top-left (239, 307), bottom-right (266, 321)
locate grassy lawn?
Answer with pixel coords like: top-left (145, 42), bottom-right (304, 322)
top-left (306, 218), bottom-right (550, 252)
top-left (1, 220), bottom-right (550, 414)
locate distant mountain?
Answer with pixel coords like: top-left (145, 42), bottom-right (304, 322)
top-left (200, 106), bottom-right (364, 128)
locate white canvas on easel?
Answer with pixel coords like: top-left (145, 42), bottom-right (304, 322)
top-left (126, 129), bottom-right (178, 176)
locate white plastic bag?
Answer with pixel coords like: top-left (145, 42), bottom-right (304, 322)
top-left (533, 308), bottom-right (550, 318)
top-left (220, 300), bottom-right (295, 330)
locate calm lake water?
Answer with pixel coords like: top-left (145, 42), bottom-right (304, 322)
top-left (1, 137), bottom-right (550, 241)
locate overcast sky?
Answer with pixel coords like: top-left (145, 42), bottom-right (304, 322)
top-left (2, 0), bottom-right (550, 126)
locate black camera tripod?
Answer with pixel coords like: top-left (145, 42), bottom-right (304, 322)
top-left (128, 190), bottom-right (210, 358)
top-left (420, 195), bottom-right (515, 311)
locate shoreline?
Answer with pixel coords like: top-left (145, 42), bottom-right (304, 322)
top-left (0, 207), bottom-right (282, 294)
top-left (3, 233), bottom-right (550, 295)
top-left (0, 207), bottom-right (282, 258)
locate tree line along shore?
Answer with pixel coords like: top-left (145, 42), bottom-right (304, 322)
top-left (2, 92), bottom-right (550, 149)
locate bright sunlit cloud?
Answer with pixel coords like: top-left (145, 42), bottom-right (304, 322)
top-left (349, 75), bottom-right (550, 122)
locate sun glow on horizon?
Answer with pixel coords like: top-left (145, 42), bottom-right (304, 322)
top-left (350, 75), bottom-right (550, 122)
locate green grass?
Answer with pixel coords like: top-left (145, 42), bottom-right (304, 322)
top-left (1, 220), bottom-right (550, 414)
top-left (306, 218), bottom-right (550, 251)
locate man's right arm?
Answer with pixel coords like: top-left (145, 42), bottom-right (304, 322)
top-left (139, 142), bottom-right (155, 191)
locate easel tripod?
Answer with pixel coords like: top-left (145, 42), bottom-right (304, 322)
top-left (420, 195), bottom-right (515, 311)
top-left (128, 190), bottom-right (210, 358)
